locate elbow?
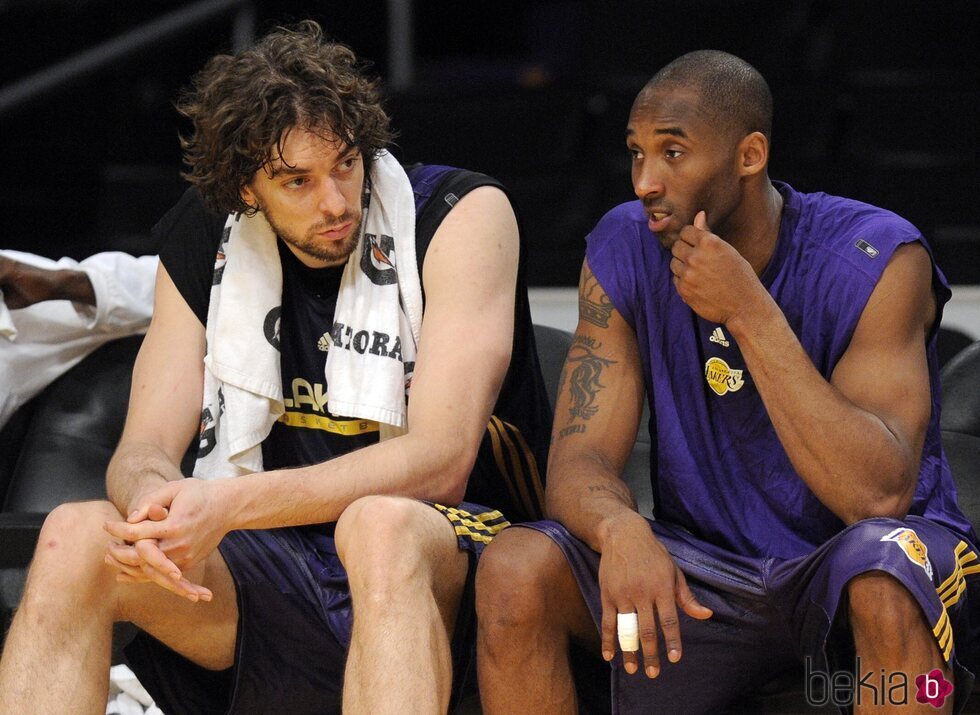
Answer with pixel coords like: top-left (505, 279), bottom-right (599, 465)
top-left (425, 445), bottom-right (477, 507)
top-left (841, 472), bottom-right (916, 525)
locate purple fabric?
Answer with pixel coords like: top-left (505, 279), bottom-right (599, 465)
top-left (585, 182), bottom-right (974, 559)
top-left (126, 501), bottom-right (494, 715)
top-left (520, 516), bottom-right (980, 714)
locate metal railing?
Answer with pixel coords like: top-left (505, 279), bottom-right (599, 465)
top-left (0, 0), bottom-right (255, 117)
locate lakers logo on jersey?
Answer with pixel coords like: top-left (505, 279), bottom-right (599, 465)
top-left (882, 527), bottom-right (934, 579)
top-left (704, 357), bottom-right (744, 395)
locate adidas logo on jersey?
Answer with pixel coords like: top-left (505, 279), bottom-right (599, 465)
top-left (709, 327), bottom-right (730, 347)
top-left (317, 333), bottom-right (332, 352)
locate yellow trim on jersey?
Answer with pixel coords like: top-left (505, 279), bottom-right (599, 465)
top-left (927, 540), bottom-right (980, 664)
top-left (932, 607), bottom-right (948, 639)
top-left (500, 418), bottom-right (546, 511)
top-left (490, 416), bottom-right (534, 517)
top-left (277, 411), bottom-right (379, 435)
top-left (937, 541), bottom-right (979, 609)
top-left (488, 416), bottom-right (545, 519)
top-left (433, 503), bottom-right (511, 545)
top-left (486, 422), bottom-right (525, 515)
top-left (932, 608), bottom-right (954, 663)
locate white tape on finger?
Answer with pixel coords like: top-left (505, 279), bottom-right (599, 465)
top-left (617, 611), bottom-right (639, 652)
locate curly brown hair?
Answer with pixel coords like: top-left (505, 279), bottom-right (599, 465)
top-left (177, 20), bottom-right (395, 215)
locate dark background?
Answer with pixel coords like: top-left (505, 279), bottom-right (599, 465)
top-left (1, 0), bottom-right (978, 286)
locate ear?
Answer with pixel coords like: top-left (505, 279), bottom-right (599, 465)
top-left (240, 182), bottom-right (259, 211)
top-left (737, 131), bottom-right (769, 178)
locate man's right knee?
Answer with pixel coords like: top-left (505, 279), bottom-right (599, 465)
top-left (477, 528), bottom-right (585, 639)
top-left (23, 501), bottom-right (120, 607)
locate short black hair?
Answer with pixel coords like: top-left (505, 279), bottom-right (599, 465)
top-left (642, 50), bottom-right (773, 141)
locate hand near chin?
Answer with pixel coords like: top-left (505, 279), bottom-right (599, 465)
top-left (668, 211), bottom-right (766, 326)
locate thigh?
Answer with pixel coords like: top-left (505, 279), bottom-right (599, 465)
top-left (119, 546), bottom-right (238, 671)
top-left (523, 520), bottom-right (794, 714)
top-left (127, 526), bottom-right (353, 715)
top-left (775, 517), bottom-right (980, 697)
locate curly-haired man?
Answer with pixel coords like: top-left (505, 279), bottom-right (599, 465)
top-left (0, 21), bottom-right (551, 714)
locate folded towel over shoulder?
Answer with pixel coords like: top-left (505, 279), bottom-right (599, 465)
top-left (194, 151), bottom-right (421, 479)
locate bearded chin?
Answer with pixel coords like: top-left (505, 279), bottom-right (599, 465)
top-left (263, 207), bottom-right (362, 265)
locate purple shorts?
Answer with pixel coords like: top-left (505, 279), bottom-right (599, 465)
top-left (125, 501), bottom-right (508, 715)
top-left (522, 516), bottom-right (980, 714)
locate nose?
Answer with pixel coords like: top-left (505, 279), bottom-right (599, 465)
top-left (632, 161), bottom-right (665, 201)
top-left (317, 178), bottom-right (347, 218)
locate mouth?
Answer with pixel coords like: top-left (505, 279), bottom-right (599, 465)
top-left (646, 210), bottom-right (672, 233)
top-left (315, 221), bottom-right (353, 241)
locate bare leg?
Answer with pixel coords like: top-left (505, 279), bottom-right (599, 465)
top-left (849, 571), bottom-right (953, 714)
top-left (476, 527), bottom-right (599, 715)
top-left (335, 496), bottom-right (469, 715)
top-left (0, 500), bottom-right (238, 714)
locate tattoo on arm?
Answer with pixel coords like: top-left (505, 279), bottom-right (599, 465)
top-left (579, 264), bottom-right (614, 328)
top-left (586, 482), bottom-right (637, 510)
top-left (562, 336), bottom-right (616, 429)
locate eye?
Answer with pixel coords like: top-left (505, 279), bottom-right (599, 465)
top-left (628, 148), bottom-right (643, 161)
top-left (284, 177), bottom-right (308, 189)
top-left (665, 149), bottom-right (683, 160)
top-left (338, 155), bottom-right (361, 172)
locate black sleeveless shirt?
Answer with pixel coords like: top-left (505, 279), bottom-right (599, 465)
top-left (155, 166), bottom-right (550, 522)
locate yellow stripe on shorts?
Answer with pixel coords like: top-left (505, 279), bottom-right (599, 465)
top-left (434, 504), bottom-right (511, 545)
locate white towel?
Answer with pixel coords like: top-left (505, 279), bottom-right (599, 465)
top-left (325, 151), bottom-right (420, 427)
top-left (194, 151), bottom-right (420, 479)
top-left (0, 289), bottom-right (16, 340)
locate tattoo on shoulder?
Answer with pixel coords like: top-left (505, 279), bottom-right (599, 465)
top-left (565, 337), bottom-right (616, 423)
top-left (580, 264), bottom-right (614, 328)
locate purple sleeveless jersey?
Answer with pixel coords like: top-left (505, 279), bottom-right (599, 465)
top-left (586, 181), bottom-right (976, 559)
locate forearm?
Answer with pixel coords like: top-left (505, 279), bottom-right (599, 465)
top-left (218, 431), bottom-right (473, 531)
top-left (54, 269), bottom-right (96, 306)
top-left (106, 441), bottom-right (186, 515)
top-left (546, 450), bottom-right (645, 553)
top-left (728, 298), bottom-right (915, 521)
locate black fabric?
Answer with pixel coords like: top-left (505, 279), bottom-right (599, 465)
top-left (155, 187), bottom-right (226, 326)
top-left (3, 336), bottom-right (144, 512)
top-left (940, 339), bottom-right (980, 532)
top-left (153, 167), bottom-right (551, 523)
top-left (260, 241), bottom-right (379, 470)
top-left (941, 340), bottom-right (980, 435)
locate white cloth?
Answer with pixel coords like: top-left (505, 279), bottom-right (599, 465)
top-left (194, 151), bottom-right (421, 480)
top-left (0, 250), bottom-right (158, 429)
top-left (325, 151), bottom-right (421, 426)
top-left (106, 664), bottom-right (161, 715)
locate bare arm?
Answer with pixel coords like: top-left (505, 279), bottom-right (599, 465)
top-left (727, 243), bottom-right (935, 522)
top-left (106, 263), bottom-right (204, 515)
top-left (109, 185), bottom-right (519, 560)
top-left (546, 259), bottom-right (646, 549)
top-left (672, 212), bottom-right (936, 523)
top-left (547, 259), bottom-right (711, 678)
top-left (0, 253), bottom-right (95, 308)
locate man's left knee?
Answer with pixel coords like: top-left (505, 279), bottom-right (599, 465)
top-left (336, 495), bottom-right (455, 596)
top-left (848, 571), bottom-right (924, 641)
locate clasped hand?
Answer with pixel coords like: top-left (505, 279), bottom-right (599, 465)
top-left (598, 516), bottom-right (712, 678)
top-left (103, 478), bottom-right (225, 602)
